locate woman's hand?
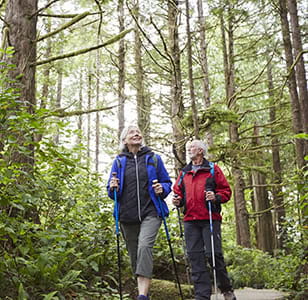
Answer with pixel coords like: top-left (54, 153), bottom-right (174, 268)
top-left (110, 177), bottom-right (119, 191)
top-left (152, 181), bottom-right (163, 195)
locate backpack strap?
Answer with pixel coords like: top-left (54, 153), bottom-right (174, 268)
top-left (209, 161), bottom-right (215, 176)
top-left (116, 157), bottom-right (121, 169)
top-left (178, 171), bottom-right (186, 186)
top-left (152, 153), bottom-right (158, 169)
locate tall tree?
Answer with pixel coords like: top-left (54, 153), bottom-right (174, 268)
top-left (4, 0), bottom-right (38, 167)
top-left (133, 0), bottom-right (150, 143)
top-left (185, 0), bottom-right (199, 139)
top-left (117, 0), bottom-right (125, 140)
top-left (197, 0), bottom-right (213, 147)
top-left (266, 53), bottom-right (286, 249)
top-left (251, 124), bottom-right (275, 253)
top-left (168, 0), bottom-right (186, 170)
top-left (220, 2), bottom-right (251, 247)
top-left (87, 62), bottom-right (92, 168)
top-left (278, 0), bottom-right (305, 169)
top-left (95, 49), bottom-right (101, 172)
top-left (287, 0), bottom-right (308, 147)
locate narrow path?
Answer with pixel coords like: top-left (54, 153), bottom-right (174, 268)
top-left (210, 287), bottom-right (288, 300)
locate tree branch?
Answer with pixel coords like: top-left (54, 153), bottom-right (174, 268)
top-left (36, 12), bottom-right (90, 42)
top-left (49, 104), bottom-right (118, 118)
top-left (38, 12), bottom-right (104, 18)
top-left (32, 28), bottom-right (133, 66)
top-left (30, 0), bottom-right (60, 18)
top-left (280, 49), bottom-right (308, 96)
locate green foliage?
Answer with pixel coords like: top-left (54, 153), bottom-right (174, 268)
top-left (224, 245), bottom-right (306, 292)
top-left (0, 59), bottom-right (129, 299)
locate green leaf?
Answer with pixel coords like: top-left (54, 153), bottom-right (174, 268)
top-left (42, 291), bottom-right (59, 300)
top-left (18, 283), bottom-right (28, 300)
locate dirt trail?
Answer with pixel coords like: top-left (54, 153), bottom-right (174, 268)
top-left (210, 287), bottom-right (288, 299)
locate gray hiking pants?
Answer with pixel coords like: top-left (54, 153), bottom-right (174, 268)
top-left (120, 216), bottom-right (162, 278)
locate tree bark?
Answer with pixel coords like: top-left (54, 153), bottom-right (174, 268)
top-left (77, 71), bottom-right (83, 147)
top-left (5, 0), bottom-right (38, 167)
top-left (197, 0), bottom-right (213, 148)
top-left (168, 0), bottom-right (186, 170)
top-left (220, 3), bottom-right (251, 247)
top-left (185, 0), bottom-right (199, 139)
top-left (252, 125), bottom-right (275, 254)
top-left (117, 0), bottom-right (125, 140)
top-left (95, 49), bottom-right (100, 173)
top-left (87, 63), bottom-right (92, 168)
top-left (4, 0), bottom-right (39, 223)
top-left (54, 64), bottom-right (62, 145)
top-left (287, 0), bottom-right (308, 164)
top-left (279, 0), bottom-right (305, 169)
top-left (266, 54), bottom-right (286, 249)
top-left (133, 0), bottom-right (150, 144)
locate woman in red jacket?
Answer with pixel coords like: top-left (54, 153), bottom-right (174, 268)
top-left (172, 140), bottom-right (236, 300)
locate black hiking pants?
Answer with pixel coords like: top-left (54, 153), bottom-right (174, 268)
top-left (184, 220), bottom-right (233, 300)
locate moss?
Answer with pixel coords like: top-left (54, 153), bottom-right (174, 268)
top-left (150, 279), bottom-right (194, 300)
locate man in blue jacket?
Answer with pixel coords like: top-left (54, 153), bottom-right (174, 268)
top-left (107, 125), bottom-right (172, 300)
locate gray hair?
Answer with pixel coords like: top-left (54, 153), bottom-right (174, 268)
top-left (187, 139), bottom-right (208, 156)
top-left (119, 125), bottom-right (143, 151)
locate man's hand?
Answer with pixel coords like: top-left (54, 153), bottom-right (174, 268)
top-left (172, 194), bottom-right (182, 206)
top-left (205, 191), bottom-right (215, 202)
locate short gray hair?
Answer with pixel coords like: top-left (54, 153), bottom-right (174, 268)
top-left (187, 139), bottom-right (207, 156)
top-left (119, 125), bottom-right (143, 151)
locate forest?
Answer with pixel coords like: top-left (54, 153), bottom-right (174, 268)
top-left (0, 0), bottom-right (307, 299)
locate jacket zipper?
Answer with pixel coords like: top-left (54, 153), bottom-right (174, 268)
top-left (134, 154), bottom-right (142, 222)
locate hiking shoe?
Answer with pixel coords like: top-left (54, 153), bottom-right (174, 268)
top-left (223, 291), bottom-right (236, 300)
top-left (136, 295), bottom-right (149, 300)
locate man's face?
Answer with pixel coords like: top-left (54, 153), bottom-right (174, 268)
top-left (124, 127), bottom-right (143, 147)
top-left (187, 142), bottom-right (203, 160)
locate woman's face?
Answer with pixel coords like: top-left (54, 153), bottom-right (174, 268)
top-left (124, 127), bottom-right (143, 147)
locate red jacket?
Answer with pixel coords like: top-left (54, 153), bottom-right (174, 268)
top-left (173, 159), bottom-right (232, 221)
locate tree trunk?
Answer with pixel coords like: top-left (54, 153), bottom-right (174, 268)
top-left (77, 71), bottom-right (83, 147)
top-left (266, 54), bottom-right (286, 249)
top-left (4, 0), bottom-right (39, 223)
top-left (220, 3), bottom-right (251, 247)
top-left (279, 0), bottom-right (305, 169)
top-left (87, 64), bottom-right (92, 168)
top-left (287, 0), bottom-right (308, 143)
top-left (41, 17), bottom-right (52, 111)
top-left (134, 0), bottom-right (150, 144)
top-left (252, 125), bottom-right (275, 254)
top-left (168, 0), bottom-right (186, 170)
top-left (197, 0), bottom-right (213, 147)
top-left (185, 0), bottom-right (199, 139)
top-left (5, 0), bottom-right (38, 167)
top-left (95, 49), bottom-right (100, 172)
top-left (117, 0), bottom-right (125, 140)
top-left (54, 66), bottom-right (62, 145)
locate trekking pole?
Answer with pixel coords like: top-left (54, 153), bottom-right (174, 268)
top-left (153, 180), bottom-right (184, 300)
top-left (206, 177), bottom-right (218, 300)
top-left (112, 172), bottom-right (123, 300)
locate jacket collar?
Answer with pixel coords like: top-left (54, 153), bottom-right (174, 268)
top-left (183, 158), bottom-right (211, 173)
